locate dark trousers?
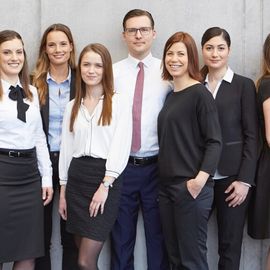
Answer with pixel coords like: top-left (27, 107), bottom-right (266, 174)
top-left (35, 152), bottom-right (79, 270)
top-left (213, 176), bottom-right (251, 270)
top-left (159, 180), bottom-right (213, 270)
top-left (111, 162), bottom-right (169, 270)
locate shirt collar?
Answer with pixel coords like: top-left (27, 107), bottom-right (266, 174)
top-left (46, 67), bottom-right (71, 84)
top-left (1, 78), bottom-right (22, 94)
top-left (127, 52), bottom-right (153, 69)
top-left (205, 66), bottom-right (234, 84)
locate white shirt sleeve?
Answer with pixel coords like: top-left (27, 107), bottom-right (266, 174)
top-left (59, 100), bottom-right (74, 185)
top-left (105, 93), bottom-right (132, 178)
top-left (31, 86), bottom-right (52, 187)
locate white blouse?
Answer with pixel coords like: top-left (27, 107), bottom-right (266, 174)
top-left (59, 92), bottom-right (132, 185)
top-left (0, 79), bottom-right (52, 187)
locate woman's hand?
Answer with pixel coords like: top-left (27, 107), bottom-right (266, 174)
top-left (225, 181), bottom-right (250, 207)
top-left (42, 187), bottom-right (53, 206)
top-left (59, 185), bottom-right (67, 220)
top-left (186, 179), bottom-right (204, 199)
top-left (186, 171), bottom-right (209, 199)
top-left (89, 184), bottom-right (109, 217)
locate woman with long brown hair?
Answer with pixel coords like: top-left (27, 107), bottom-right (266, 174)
top-left (58, 43), bottom-right (132, 270)
top-left (0, 30), bottom-right (53, 270)
top-left (32, 23), bottom-right (78, 270)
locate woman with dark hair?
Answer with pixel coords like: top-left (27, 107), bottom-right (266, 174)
top-left (201, 27), bottom-right (258, 270)
top-left (248, 33), bottom-right (270, 270)
top-left (158, 31), bottom-right (222, 270)
top-left (58, 43), bottom-right (132, 270)
top-left (32, 23), bottom-right (78, 270)
top-left (0, 30), bottom-right (53, 270)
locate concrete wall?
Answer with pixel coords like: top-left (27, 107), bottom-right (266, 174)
top-left (1, 0), bottom-right (270, 269)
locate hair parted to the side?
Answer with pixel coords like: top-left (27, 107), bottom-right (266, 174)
top-left (200, 27), bottom-right (231, 80)
top-left (162, 31), bottom-right (202, 82)
top-left (257, 33), bottom-right (270, 88)
top-left (32, 23), bottom-right (76, 106)
top-left (69, 43), bottom-right (114, 132)
top-left (122, 9), bottom-right (154, 30)
top-left (0, 30), bottom-right (31, 101)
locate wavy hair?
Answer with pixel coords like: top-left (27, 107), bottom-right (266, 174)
top-left (32, 23), bottom-right (76, 106)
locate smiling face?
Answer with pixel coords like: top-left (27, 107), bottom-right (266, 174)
top-left (123, 15), bottom-right (156, 60)
top-left (80, 50), bottom-right (104, 88)
top-left (45, 30), bottom-right (73, 67)
top-left (0, 38), bottom-right (24, 83)
top-left (165, 42), bottom-right (189, 80)
top-left (202, 34), bottom-right (230, 71)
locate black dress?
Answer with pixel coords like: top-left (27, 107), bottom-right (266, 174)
top-left (248, 78), bottom-right (270, 239)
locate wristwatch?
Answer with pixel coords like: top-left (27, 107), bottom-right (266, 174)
top-left (102, 180), bottom-right (113, 189)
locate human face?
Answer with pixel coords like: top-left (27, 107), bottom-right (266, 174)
top-left (202, 35), bottom-right (230, 71)
top-left (46, 30), bottom-right (73, 67)
top-left (165, 42), bottom-right (189, 80)
top-left (123, 15), bottom-right (156, 60)
top-left (0, 38), bottom-right (24, 83)
top-left (80, 50), bottom-right (103, 88)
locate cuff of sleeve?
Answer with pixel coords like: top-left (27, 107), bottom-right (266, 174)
top-left (105, 170), bottom-right (119, 179)
top-left (42, 176), bottom-right (52, 187)
top-left (60, 179), bottom-right (67, 186)
top-left (240, 181), bottom-right (251, 187)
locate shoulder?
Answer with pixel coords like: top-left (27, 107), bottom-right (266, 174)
top-left (112, 91), bottom-right (131, 107)
top-left (259, 77), bottom-right (270, 90)
top-left (233, 73), bottom-right (255, 87)
top-left (190, 83), bottom-right (212, 97)
top-left (29, 84), bottom-right (39, 102)
top-left (113, 58), bottom-right (128, 71)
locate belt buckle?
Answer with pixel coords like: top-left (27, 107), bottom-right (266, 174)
top-left (133, 157), bottom-right (141, 166)
top-left (9, 150), bottom-right (19, 157)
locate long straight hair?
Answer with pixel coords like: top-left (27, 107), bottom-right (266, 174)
top-left (32, 23), bottom-right (76, 106)
top-left (69, 43), bottom-right (114, 132)
top-left (257, 33), bottom-right (270, 88)
top-left (0, 30), bottom-right (32, 101)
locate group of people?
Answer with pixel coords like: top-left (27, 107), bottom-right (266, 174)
top-left (0, 8), bottom-right (269, 270)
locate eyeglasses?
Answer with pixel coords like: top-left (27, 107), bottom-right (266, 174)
top-left (125, 27), bottom-right (152, 36)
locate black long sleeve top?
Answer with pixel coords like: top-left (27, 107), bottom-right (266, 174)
top-left (158, 83), bottom-right (222, 182)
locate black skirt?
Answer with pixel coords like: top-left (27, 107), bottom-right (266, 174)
top-left (0, 151), bottom-right (44, 263)
top-left (66, 156), bottom-right (122, 242)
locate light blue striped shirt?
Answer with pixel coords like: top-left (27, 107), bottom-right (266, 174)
top-left (47, 70), bottom-right (71, 151)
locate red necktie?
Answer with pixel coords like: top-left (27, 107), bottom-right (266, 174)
top-left (131, 62), bottom-right (144, 152)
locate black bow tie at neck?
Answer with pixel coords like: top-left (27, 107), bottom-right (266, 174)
top-left (8, 85), bottom-right (29, 123)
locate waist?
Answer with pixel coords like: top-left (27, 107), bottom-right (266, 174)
top-left (128, 155), bottom-right (158, 166)
top-left (0, 147), bottom-right (36, 158)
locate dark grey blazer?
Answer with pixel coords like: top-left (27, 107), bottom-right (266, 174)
top-left (214, 73), bottom-right (258, 185)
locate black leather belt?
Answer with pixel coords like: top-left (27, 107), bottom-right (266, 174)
top-left (0, 148), bottom-right (35, 158)
top-left (128, 155), bottom-right (158, 166)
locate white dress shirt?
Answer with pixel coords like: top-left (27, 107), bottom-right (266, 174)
top-left (113, 53), bottom-right (171, 157)
top-left (59, 92), bottom-right (132, 185)
top-left (0, 79), bottom-right (52, 187)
